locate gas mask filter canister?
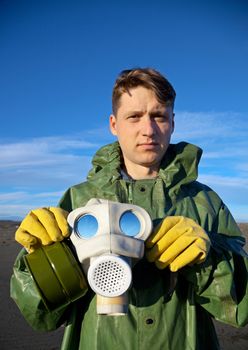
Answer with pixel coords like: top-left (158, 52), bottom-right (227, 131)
top-left (68, 199), bottom-right (153, 315)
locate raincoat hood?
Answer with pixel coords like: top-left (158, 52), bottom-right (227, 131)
top-left (87, 141), bottom-right (202, 189)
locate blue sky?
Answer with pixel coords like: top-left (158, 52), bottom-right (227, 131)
top-left (0, 0), bottom-right (247, 221)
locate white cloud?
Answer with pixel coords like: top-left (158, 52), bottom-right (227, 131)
top-left (237, 162), bottom-right (248, 172)
top-left (202, 147), bottom-right (248, 160)
top-left (0, 134), bottom-right (100, 192)
top-left (173, 110), bottom-right (248, 221)
top-left (0, 135), bottom-right (100, 169)
top-left (0, 204), bottom-right (44, 220)
top-left (198, 174), bottom-right (248, 189)
top-left (0, 191), bottom-right (28, 201)
top-left (0, 133), bottom-right (108, 219)
top-left (0, 191), bottom-right (63, 202)
top-left (172, 111), bottom-right (248, 154)
top-left (0, 191), bottom-right (65, 219)
top-left (198, 173), bottom-right (248, 222)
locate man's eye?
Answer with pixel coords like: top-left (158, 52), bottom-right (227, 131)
top-left (154, 114), bottom-right (166, 122)
top-left (128, 115), bottom-right (139, 120)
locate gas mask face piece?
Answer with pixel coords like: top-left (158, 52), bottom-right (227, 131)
top-left (68, 198), bottom-right (152, 315)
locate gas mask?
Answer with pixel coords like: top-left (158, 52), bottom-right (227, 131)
top-left (68, 198), bottom-right (152, 315)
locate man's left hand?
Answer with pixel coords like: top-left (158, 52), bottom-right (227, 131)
top-left (146, 216), bottom-right (210, 271)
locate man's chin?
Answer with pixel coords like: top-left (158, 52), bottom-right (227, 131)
top-left (137, 150), bottom-right (164, 163)
top-left (137, 157), bottom-right (161, 168)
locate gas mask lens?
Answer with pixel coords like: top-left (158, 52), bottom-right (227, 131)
top-left (76, 211), bottom-right (141, 239)
top-left (76, 214), bottom-right (98, 239)
top-left (119, 211), bottom-right (141, 237)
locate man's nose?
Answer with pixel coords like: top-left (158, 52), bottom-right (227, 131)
top-left (141, 117), bottom-right (156, 136)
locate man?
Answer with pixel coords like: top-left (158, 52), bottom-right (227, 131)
top-left (11, 68), bottom-right (248, 349)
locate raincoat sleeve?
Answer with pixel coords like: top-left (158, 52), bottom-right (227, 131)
top-left (10, 248), bottom-right (70, 331)
top-left (182, 203), bottom-right (248, 327)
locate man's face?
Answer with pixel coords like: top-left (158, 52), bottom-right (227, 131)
top-left (109, 86), bottom-right (174, 178)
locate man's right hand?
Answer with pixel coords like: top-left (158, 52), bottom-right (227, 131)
top-left (15, 207), bottom-right (70, 253)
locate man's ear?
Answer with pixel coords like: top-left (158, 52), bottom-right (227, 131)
top-left (109, 114), bottom-right (117, 136)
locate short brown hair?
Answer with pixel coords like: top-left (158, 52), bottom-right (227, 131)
top-left (112, 67), bottom-right (176, 115)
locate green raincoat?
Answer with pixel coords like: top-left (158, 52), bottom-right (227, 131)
top-left (10, 142), bottom-right (248, 350)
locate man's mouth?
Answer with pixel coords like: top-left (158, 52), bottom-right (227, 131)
top-left (138, 142), bottom-right (158, 149)
top-left (138, 140), bottom-right (158, 145)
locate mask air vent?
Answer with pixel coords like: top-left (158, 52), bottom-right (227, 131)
top-left (87, 255), bottom-right (132, 297)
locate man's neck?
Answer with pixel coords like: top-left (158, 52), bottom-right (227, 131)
top-left (122, 165), bottom-right (159, 180)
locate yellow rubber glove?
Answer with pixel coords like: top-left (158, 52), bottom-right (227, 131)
top-left (146, 216), bottom-right (210, 272)
top-left (15, 207), bottom-right (70, 253)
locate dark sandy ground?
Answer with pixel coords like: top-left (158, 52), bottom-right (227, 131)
top-left (1, 221), bottom-right (248, 350)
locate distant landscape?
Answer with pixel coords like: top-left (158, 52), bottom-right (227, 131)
top-left (0, 220), bottom-right (248, 350)
top-left (237, 223), bottom-right (248, 254)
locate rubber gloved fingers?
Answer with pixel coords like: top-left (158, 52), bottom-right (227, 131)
top-left (146, 216), bottom-right (208, 261)
top-left (146, 216), bottom-right (183, 248)
top-left (31, 207), bottom-right (67, 242)
top-left (15, 227), bottom-right (39, 252)
top-left (48, 207), bottom-right (70, 238)
top-left (147, 233), bottom-right (195, 264)
top-left (19, 211), bottom-right (53, 245)
top-left (155, 238), bottom-right (208, 271)
top-left (170, 243), bottom-right (207, 271)
top-left (146, 222), bottom-right (192, 262)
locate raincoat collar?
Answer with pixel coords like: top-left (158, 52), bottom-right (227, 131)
top-left (87, 141), bottom-right (202, 188)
